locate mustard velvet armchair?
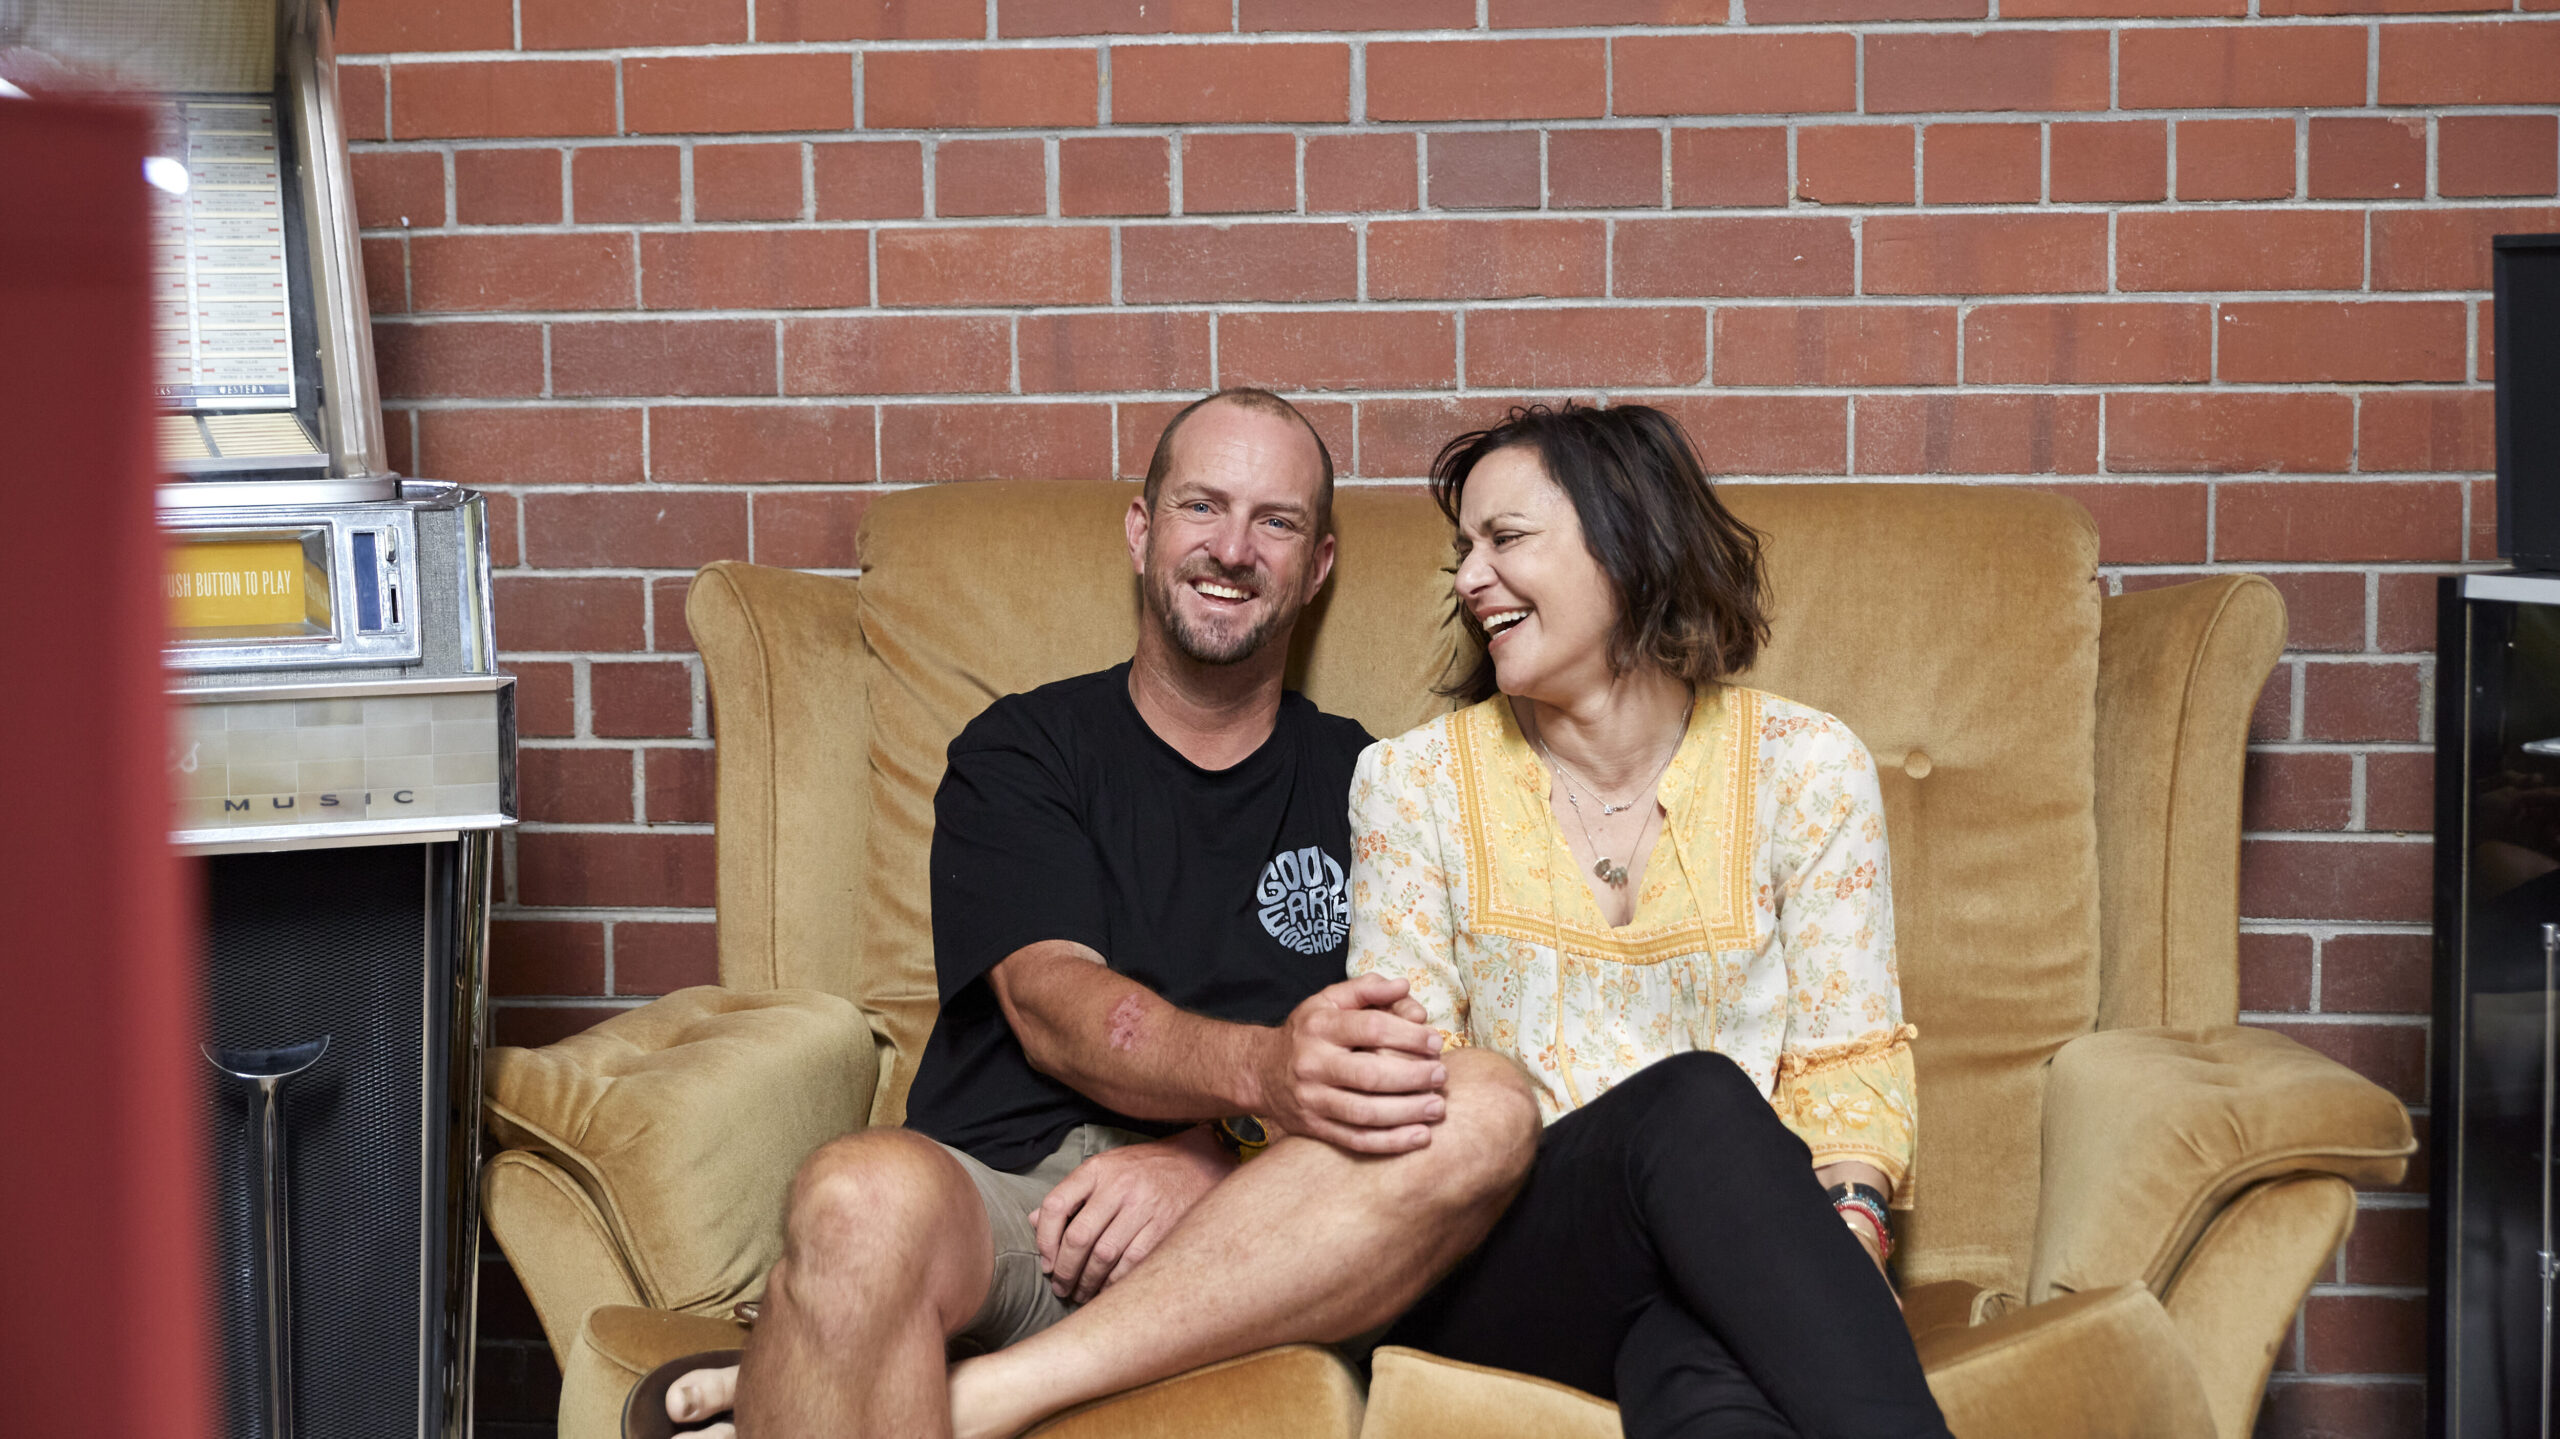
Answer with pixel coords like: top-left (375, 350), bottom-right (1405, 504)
top-left (479, 482), bottom-right (2414, 1439)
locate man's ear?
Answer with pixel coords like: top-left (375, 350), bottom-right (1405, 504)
top-left (1306, 530), bottom-right (1337, 597)
top-left (1125, 496), bottom-right (1151, 576)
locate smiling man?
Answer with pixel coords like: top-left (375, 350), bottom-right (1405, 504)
top-left (657, 389), bottom-right (1544, 1439)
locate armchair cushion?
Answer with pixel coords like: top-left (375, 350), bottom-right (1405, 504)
top-left (484, 986), bottom-right (875, 1313)
top-left (1029, 1346), bottom-right (1365, 1439)
top-left (2028, 1025), bottom-right (2415, 1304)
top-left (1915, 1282), bottom-right (2216, 1439)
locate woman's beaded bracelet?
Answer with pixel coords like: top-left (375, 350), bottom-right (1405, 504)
top-left (1827, 1183), bottom-right (1894, 1262)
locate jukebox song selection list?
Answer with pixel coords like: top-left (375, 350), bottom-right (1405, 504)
top-left (153, 98), bottom-right (295, 409)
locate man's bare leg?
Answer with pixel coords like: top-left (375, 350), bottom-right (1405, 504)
top-left (724, 1128), bottom-right (999, 1438)
top-left (947, 1050), bottom-right (1539, 1439)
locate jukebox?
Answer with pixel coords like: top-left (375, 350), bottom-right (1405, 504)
top-left (5, 3), bottom-right (514, 1437)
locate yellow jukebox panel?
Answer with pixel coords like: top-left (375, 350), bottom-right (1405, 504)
top-left (161, 503), bottom-right (423, 670)
top-left (167, 529), bottom-right (331, 640)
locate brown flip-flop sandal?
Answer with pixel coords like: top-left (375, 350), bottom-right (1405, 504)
top-left (622, 1349), bottom-right (745, 1439)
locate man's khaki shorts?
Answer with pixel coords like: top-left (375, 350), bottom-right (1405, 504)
top-left (938, 1124), bottom-right (1152, 1355)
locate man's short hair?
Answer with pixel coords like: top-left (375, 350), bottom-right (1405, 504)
top-left (1141, 387), bottom-right (1336, 534)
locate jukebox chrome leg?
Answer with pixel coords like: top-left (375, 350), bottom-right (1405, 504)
top-left (206, 1036), bottom-right (332, 1439)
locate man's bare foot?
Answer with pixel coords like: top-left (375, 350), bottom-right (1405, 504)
top-left (667, 1364), bottom-right (738, 1438)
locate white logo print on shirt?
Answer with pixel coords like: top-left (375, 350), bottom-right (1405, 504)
top-left (1257, 845), bottom-right (1349, 955)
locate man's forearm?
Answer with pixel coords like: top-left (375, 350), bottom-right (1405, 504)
top-left (993, 942), bottom-right (1273, 1121)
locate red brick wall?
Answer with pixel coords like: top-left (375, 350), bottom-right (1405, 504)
top-left (337, 2), bottom-right (2560, 1431)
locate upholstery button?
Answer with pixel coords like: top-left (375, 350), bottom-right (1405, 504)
top-left (1903, 751), bottom-right (1932, 779)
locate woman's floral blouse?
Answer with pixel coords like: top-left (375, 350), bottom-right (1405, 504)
top-left (1348, 685), bottom-right (1919, 1199)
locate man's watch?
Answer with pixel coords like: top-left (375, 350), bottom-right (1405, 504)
top-left (1214, 1115), bottom-right (1273, 1161)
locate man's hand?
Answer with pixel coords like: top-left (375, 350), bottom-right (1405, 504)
top-left (1032, 1129), bottom-right (1233, 1304)
top-left (1249, 974), bottom-right (1449, 1155)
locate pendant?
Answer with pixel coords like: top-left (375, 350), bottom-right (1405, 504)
top-left (1593, 856), bottom-right (1629, 887)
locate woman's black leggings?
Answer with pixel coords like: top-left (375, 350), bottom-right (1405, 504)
top-left (1379, 1050), bottom-right (1953, 1439)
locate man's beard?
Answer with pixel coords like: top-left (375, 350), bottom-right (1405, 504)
top-left (1146, 556), bottom-right (1296, 666)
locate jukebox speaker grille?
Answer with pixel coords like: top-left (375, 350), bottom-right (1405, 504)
top-left (206, 843), bottom-right (454, 1439)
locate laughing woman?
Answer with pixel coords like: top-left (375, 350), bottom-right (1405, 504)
top-left (1352, 403), bottom-right (1947, 1439)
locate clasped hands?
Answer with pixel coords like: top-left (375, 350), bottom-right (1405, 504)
top-left (1031, 974), bottom-right (1447, 1302)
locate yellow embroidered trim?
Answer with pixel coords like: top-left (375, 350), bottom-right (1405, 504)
top-left (1776, 1023), bottom-right (1919, 1080)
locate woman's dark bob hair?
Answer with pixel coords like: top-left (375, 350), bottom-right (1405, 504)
top-left (1431, 402), bottom-right (1770, 705)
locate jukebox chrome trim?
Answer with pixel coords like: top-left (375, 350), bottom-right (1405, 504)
top-left (164, 503), bottom-right (424, 669)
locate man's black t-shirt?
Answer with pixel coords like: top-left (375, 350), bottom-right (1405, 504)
top-left (902, 663), bottom-right (1375, 1173)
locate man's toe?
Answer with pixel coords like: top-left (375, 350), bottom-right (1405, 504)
top-left (668, 1365), bottom-right (741, 1422)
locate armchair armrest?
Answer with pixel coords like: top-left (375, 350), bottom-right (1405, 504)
top-left (2027, 1025), bottom-right (2413, 1304)
top-left (483, 986), bottom-right (876, 1318)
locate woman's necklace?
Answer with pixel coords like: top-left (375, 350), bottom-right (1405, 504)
top-left (1533, 702), bottom-right (1691, 888)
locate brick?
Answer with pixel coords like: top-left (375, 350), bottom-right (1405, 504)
top-left (1006, 0), bottom-right (1230, 32)
top-left (2302, 660), bottom-right (2424, 741)
top-left (2364, 751), bottom-right (2436, 834)
top-left (866, 49), bottom-right (1099, 129)
top-left (515, 749), bottom-right (634, 827)
top-left (1751, 0), bottom-right (1982, 19)
top-left (1614, 34), bottom-right (1858, 116)
top-left (814, 142), bottom-right (926, 220)
top-left (877, 227), bottom-right (1111, 306)
top-left (1649, 395), bottom-right (1849, 476)
top-left (418, 407), bottom-right (645, 486)
top-left (2049, 120), bottom-right (2168, 203)
top-left (2325, 930), bottom-right (2432, 1012)
top-left (591, 661), bottom-right (696, 738)
top-left (614, 921), bottom-right (721, 995)
top-left (935, 137), bottom-right (1046, 218)
top-left (785, 316), bottom-right (1011, 395)
top-left (2251, 665), bottom-right (2294, 741)
top-left (384, 409), bottom-right (417, 473)
top-left (574, 147), bottom-right (682, 224)
top-left (2342, 1204), bottom-right (2426, 1287)
top-left (2301, 1293), bottom-right (2426, 1374)
top-left (653, 577), bottom-right (699, 652)
top-left (341, 63), bottom-right (387, 142)
top-left (1614, 217), bottom-right (1856, 297)
top-left (2240, 838), bottom-right (2431, 924)
top-left (1218, 310), bottom-right (1457, 392)
top-left (1924, 124), bottom-right (2040, 205)
top-left (2441, 114), bottom-right (2560, 198)
top-left (524, 492), bottom-right (750, 571)
top-left (365, 237), bottom-right (407, 314)
top-left (879, 402), bottom-right (1113, 481)
top-left (2116, 211), bottom-right (2364, 293)
top-left (652, 404), bottom-right (877, 484)
top-left (410, 234), bottom-right (631, 313)
top-left (1019, 312), bottom-right (1213, 393)
top-left (1549, 129), bottom-right (1664, 210)
top-left (1464, 308), bottom-right (1704, 389)
top-left (749, 490), bottom-right (873, 568)
top-left (1060, 136), bottom-right (1170, 217)
top-left (1671, 128), bottom-right (1790, 208)
top-left (1490, 0), bottom-right (1722, 19)
top-left (2238, 932), bottom-right (2315, 1011)
top-left (512, 662), bottom-right (577, 737)
top-left (756, 0), bottom-right (984, 40)
top-left (2218, 302), bottom-right (2468, 385)
top-left (1426, 131), bottom-right (1541, 210)
top-left (522, 0), bottom-right (747, 47)
top-left (2261, 569), bottom-right (2368, 651)
top-left (2362, 391), bottom-right (2495, 472)
top-left (1857, 395), bottom-right (2103, 476)
top-left (2217, 481), bottom-right (2462, 560)
top-left (553, 320), bottom-right (777, 398)
top-left (486, 492), bottom-right (523, 569)
top-left (2107, 394), bottom-right (2354, 474)
top-left (352, 151), bottom-right (446, 231)
top-left (2245, 750), bottom-right (2353, 832)
top-left (2006, 0), bottom-right (2238, 16)
top-left (2059, 482), bottom-right (2212, 561)
top-left (1184, 133), bottom-right (1298, 215)
top-left (2120, 26), bottom-right (2369, 109)
top-left (495, 576), bottom-right (647, 652)
top-left (1244, 0), bottom-right (1474, 24)
top-left (1865, 31), bottom-right (2111, 113)
top-left (1964, 303), bottom-right (2212, 385)
top-left (2177, 118), bottom-right (2295, 201)
top-left (1369, 39), bottom-right (1609, 122)
top-left (642, 230), bottom-right (872, 311)
top-left (2381, 21), bottom-right (2560, 104)
top-left (516, 832), bottom-right (717, 908)
top-left (2375, 572), bottom-right (2443, 652)
top-left (1863, 214), bottom-right (2109, 296)
top-left (1794, 125), bottom-right (1914, 206)
top-left (337, 0), bottom-right (513, 52)
top-left (2372, 206), bottom-right (2560, 290)
top-left (1307, 133), bottom-right (1418, 213)
top-left (694, 143), bottom-right (804, 222)
top-left (392, 62), bottom-right (618, 141)
top-left (1120, 223), bottom-right (1356, 302)
top-left (490, 917), bottom-right (609, 996)
top-left (2472, 475), bottom-right (2499, 560)
top-left (372, 321), bottom-right (545, 398)
top-left (2309, 117), bottom-right (2429, 201)
top-left (1715, 305), bottom-right (1956, 387)
top-left (1356, 394), bottom-right (1573, 478)
top-left (1112, 43), bottom-right (1349, 125)
top-left (626, 55), bottom-right (854, 135)
top-left (492, 1006), bottom-right (625, 1047)
top-left (1367, 219), bottom-right (1606, 301)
